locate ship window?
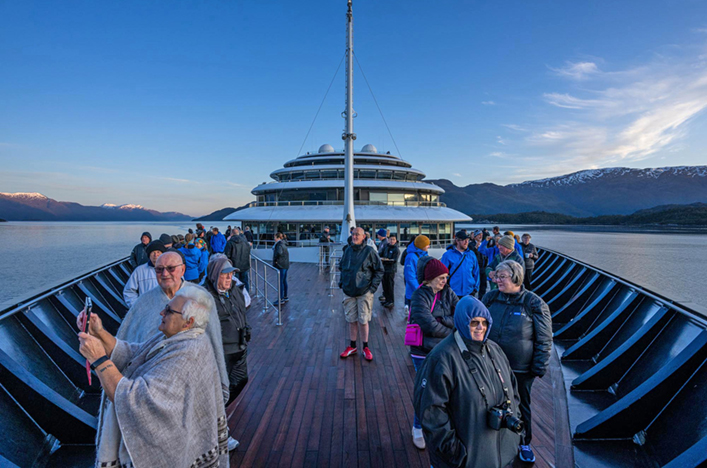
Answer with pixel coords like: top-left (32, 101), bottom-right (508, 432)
top-left (321, 170), bottom-right (338, 179)
top-left (406, 173), bottom-right (418, 181)
top-left (376, 171), bottom-right (392, 180)
top-left (370, 192), bottom-right (387, 204)
top-left (309, 191), bottom-right (327, 201)
top-left (305, 171), bottom-right (320, 180)
top-left (431, 195), bottom-right (439, 203)
top-left (388, 193), bottom-right (405, 205)
top-left (359, 170), bottom-right (376, 179)
top-left (291, 171), bottom-right (304, 181)
top-left (393, 172), bottom-right (406, 180)
top-left (278, 173), bottom-right (290, 181)
top-left (404, 193), bottom-right (417, 202)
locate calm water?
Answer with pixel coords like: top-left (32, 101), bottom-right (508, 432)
top-left (1, 222), bottom-right (706, 313)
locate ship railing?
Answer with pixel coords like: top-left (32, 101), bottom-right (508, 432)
top-left (0, 256), bottom-right (131, 321)
top-left (249, 254), bottom-right (283, 326)
top-left (322, 244), bottom-right (344, 296)
top-left (244, 200), bottom-right (447, 208)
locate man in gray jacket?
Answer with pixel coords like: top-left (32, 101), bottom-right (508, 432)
top-left (338, 227), bottom-right (384, 361)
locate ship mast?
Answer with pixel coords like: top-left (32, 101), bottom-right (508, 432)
top-left (340, 0), bottom-right (356, 242)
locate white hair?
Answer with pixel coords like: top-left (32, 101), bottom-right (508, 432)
top-left (174, 284), bottom-right (215, 330)
top-left (495, 260), bottom-right (525, 287)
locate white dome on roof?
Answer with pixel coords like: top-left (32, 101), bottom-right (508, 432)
top-left (318, 144), bottom-right (335, 154)
top-left (361, 144), bottom-right (378, 153)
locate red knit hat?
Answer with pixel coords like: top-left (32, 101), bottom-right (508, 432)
top-left (424, 258), bottom-right (449, 281)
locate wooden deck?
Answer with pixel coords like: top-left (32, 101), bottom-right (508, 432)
top-left (227, 263), bottom-right (572, 468)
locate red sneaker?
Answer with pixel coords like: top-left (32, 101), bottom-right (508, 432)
top-left (363, 347), bottom-right (373, 361)
top-left (340, 346), bottom-right (357, 358)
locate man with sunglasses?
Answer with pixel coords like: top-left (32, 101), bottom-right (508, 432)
top-left (113, 252), bottom-right (230, 412)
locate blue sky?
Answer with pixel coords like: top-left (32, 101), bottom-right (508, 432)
top-left (1, 0), bottom-right (706, 216)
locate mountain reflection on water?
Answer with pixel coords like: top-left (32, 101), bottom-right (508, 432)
top-left (1, 221), bottom-right (706, 313)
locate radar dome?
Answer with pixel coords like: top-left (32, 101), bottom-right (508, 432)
top-left (361, 144), bottom-right (378, 153)
top-left (318, 144), bottom-right (335, 154)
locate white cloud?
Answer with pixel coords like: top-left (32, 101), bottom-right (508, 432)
top-left (502, 124), bottom-right (528, 132)
top-left (452, 172), bottom-right (462, 177)
top-left (519, 49), bottom-right (707, 178)
top-left (549, 61), bottom-right (600, 80)
top-left (496, 136), bottom-right (508, 145)
top-left (482, 101), bottom-right (496, 106)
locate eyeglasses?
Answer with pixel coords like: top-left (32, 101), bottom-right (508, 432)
top-left (470, 320), bottom-right (488, 328)
top-left (163, 305), bottom-right (183, 316)
top-left (495, 274), bottom-right (511, 281)
top-left (155, 264), bottom-right (183, 274)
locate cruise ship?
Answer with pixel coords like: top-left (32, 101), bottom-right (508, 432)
top-left (224, 143), bottom-right (471, 245)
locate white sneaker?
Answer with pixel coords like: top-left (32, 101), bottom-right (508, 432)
top-left (227, 436), bottom-right (240, 451)
top-left (412, 426), bottom-right (425, 450)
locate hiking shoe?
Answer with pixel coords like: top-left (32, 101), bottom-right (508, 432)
top-left (283, 296), bottom-right (289, 302)
top-left (340, 346), bottom-right (357, 358)
top-left (363, 347), bottom-right (373, 361)
top-left (273, 298), bottom-right (286, 306)
top-left (227, 437), bottom-right (240, 451)
top-left (379, 295), bottom-right (386, 302)
top-left (412, 426), bottom-right (425, 450)
top-left (519, 445), bottom-right (535, 463)
top-left (383, 302), bottom-right (394, 309)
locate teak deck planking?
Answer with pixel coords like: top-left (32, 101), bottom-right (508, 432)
top-left (227, 263), bottom-right (570, 468)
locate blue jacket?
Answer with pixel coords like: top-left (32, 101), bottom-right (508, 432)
top-left (404, 244), bottom-right (428, 300)
top-left (440, 246), bottom-right (480, 297)
top-left (179, 244), bottom-right (205, 281)
top-left (210, 232), bottom-right (226, 253)
top-left (478, 240), bottom-right (498, 264)
top-left (514, 241), bottom-right (524, 259)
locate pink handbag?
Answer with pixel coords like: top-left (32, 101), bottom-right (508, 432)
top-left (404, 293), bottom-right (438, 347)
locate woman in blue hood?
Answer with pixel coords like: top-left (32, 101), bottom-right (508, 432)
top-left (413, 297), bottom-right (522, 467)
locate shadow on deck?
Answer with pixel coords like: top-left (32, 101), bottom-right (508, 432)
top-left (227, 263), bottom-right (572, 468)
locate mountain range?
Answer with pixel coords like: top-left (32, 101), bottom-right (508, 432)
top-left (429, 166), bottom-right (707, 217)
top-left (0, 192), bottom-right (191, 221)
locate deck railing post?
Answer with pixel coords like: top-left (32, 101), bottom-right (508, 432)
top-left (276, 269), bottom-right (282, 326)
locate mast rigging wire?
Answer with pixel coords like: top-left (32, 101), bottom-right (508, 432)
top-left (353, 52), bottom-right (403, 158)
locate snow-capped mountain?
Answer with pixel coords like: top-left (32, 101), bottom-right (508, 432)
top-left (0, 193), bottom-right (191, 221)
top-left (430, 165), bottom-right (707, 217)
top-left (512, 166), bottom-right (707, 189)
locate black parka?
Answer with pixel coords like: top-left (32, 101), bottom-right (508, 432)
top-left (414, 332), bottom-right (521, 468)
top-left (482, 288), bottom-right (553, 376)
top-left (272, 240), bottom-right (290, 270)
top-left (130, 243), bottom-right (149, 268)
top-left (409, 284), bottom-right (458, 356)
top-left (338, 242), bottom-right (384, 297)
top-left (381, 243), bottom-right (400, 272)
top-left (224, 234), bottom-right (251, 272)
top-left (206, 280), bottom-right (248, 355)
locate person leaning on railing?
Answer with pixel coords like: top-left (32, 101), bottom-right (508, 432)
top-left (77, 287), bottom-right (229, 468)
top-left (272, 232), bottom-right (290, 306)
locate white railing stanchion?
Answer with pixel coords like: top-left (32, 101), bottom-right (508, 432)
top-left (249, 253), bottom-right (284, 325)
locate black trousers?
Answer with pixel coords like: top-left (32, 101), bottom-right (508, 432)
top-left (382, 271), bottom-right (395, 304)
top-left (514, 371), bottom-right (535, 445)
top-left (523, 268), bottom-right (534, 290)
top-left (225, 349), bottom-right (249, 407)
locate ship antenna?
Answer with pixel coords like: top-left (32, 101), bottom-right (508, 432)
top-left (340, 0), bottom-right (357, 241)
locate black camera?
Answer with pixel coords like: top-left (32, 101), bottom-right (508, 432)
top-left (487, 401), bottom-right (523, 434)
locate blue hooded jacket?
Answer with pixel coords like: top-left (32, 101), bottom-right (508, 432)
top-left (514, 241), bottom-right (524, 260)
top-left (454, 296), bottom-right (493, 341)
top-left (210, 232), bottom-right (226, 253)
top-left (179, 243), bottom-right (204, 281)
top-left (440, 246), bottom-right (480, 297)
top-left (404, 243), bottom-right (428, 300)
top-left (478, 239), bottom-right (498, 264)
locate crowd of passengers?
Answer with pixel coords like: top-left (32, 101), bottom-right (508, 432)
top-left (76, 222), bottom-right (547, 467)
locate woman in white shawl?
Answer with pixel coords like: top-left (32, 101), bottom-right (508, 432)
top-left (78, 286), bottom-right (229, 468)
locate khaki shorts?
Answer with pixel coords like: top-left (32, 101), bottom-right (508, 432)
top-left (343, 291), bottom-right (374, 324)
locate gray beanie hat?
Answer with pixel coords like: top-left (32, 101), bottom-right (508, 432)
top-left (498, 235), bottom-right (515, 250)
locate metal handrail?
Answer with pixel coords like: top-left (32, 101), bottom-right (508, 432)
top-left (0, 256), bottom-right (131, 321)
top-left (249, 254), bottom-right (283, 326)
